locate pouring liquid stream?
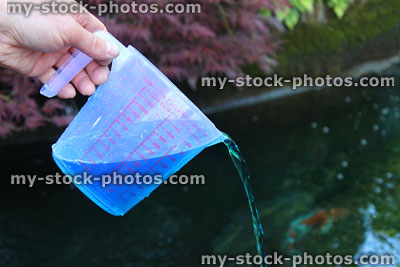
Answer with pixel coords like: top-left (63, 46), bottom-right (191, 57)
top-left (222, 132), bottom-right (266, 267)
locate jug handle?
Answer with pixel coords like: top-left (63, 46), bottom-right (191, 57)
top-left (40, 31), bottom-right (131, 98)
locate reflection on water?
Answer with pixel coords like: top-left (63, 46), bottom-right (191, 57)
top-left (0, 71), bottom-right (400, 266)
top-left (355, 204), bottom-right (399, 267)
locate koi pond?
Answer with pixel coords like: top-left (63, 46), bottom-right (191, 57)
top-left (0, 67), bottom-right (399, 266)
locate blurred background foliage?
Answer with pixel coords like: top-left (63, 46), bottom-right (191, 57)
top-left (272, 0), bottom-right (355, 30)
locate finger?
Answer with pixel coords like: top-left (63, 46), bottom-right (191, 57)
top-left (85, 60), bottom-right (109, 85)
top-left (71, 12), bottom-right (107, 32)
top-left (65, 22), bottom-right (119, 61)
top-left (28, 50), bottom-right (66, 78)
top-left (57, 84), bottom-right (77, 99)
top-left (37, 67), bottom-right (76, 99)
top-left (71, 68), bottom-right (96, 96)
top-left (97, 59), bottom-right (112, 66)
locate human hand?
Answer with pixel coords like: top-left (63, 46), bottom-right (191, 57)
top-left (0, 0), bottom-right (120, 98)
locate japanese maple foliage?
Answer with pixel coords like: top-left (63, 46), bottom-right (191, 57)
top-left (0, 0), bottom-right (287, 137)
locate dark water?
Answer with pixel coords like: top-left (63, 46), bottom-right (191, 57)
top-left (1, 70), bottom-right (400, 266)
top-left (223, 133), bottom-right (266, 267)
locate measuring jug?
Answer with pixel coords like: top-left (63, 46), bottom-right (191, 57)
top-left (42, 31), bottom-right (224, 215)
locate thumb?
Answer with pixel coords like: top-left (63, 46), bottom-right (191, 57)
top-left (65, 22), bottom-right (120, 61)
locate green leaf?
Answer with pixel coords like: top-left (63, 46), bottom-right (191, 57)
top-left (259, 7), bottom-right (272, 18)
top-left (290, 0), bottom-right (314, 13)
top-left (285, 9), bottom-right (301, 29)
top-left (276, 7), bottom-right (291, 21)
top-left (327, 0), bottom-right (353, 18)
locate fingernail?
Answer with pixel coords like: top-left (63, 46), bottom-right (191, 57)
top-left (95, 67), bottom-right (110, 84)
top-left (106, 42), bottom-right (120, 57)
top-left (82, 80), bottom-right (95, 96)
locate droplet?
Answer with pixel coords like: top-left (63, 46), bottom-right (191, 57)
top-left (337, 173), bottom-right (344, 180)
top-left (345, 96), bottom-right (351, 103)
top-left (390, 95), bottom-right (399, 103)
top-left (360, 139), bottom-right (367, 146)
top-left (322, 126), bottom-right (330, 134)
top-left (341, 161), bottom-right (348, 168)
top-left (374, 186), bottom-right (381, 194)
top-left (376, 177), bottom-right (383, 184)
top-left (372, 124), bottom-right (379, 131)
top-left (386, 183), bottom-right (394, 189)
top-left (381, 107), bottom-right (390, 115)
top-left (386, 172), bottom-right (393, 179)
top-left (311, 122), bottom-right (318, 129)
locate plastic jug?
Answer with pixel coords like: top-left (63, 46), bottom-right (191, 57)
top-left (42, 31), bottom-right (223, 215)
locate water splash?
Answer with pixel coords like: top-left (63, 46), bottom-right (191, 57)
top-left (222, 132), bottom-right (266, 267)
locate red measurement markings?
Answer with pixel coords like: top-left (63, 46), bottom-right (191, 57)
top-left (149, 91), bottom-right (162, 103)
top-left (80, 86), bottom-right (147, 162)
top-left (110, 127), bottom-right (122, 138)
top-left (165, 118), bottom-right (181, 133)
top-left (116, 119), bottom-right (128, 131)
top-left (142, 144), bottom-right (155, 155)
top-left (119, 144), bottom-right (177, 198)
top-left (81, 154), bottom-right (97, 170)
top-left (153, 131), bottom-right (167, 144)
top-left (149, 136), bottom-right (161, 149)
top-left (144, 76), bottom-right (153, 86)
top-left (182, 111), bottom-right (208, 138)
top-left (98, 139), bottom-right (110, 151)
top-left (135, 150), bottom-right (147, 161)
top-left (160, 125), bottom-right (174, 139)
top-left (122, 112), bottom-right (134, 125)
top-left (183, 140), bottom-right (192, 148)
top-left (175, 118), bottom-right (201, 144)
top-left (92, 147), bottom-right (103, 158)
top-left (144, 98), bottom-right (154, 108)
top-left (132, 160), bottom-right (141, 168)
top-left (128, 106), bottom-right (141, 119)
top-left (104, 133), bottom-right (115, 144)
top-left (111, 114), bottom-right (171, 176)
top-left (122, 162), bottom-right (135, 173)
top-left (168, 154), bottom-right (176, 162)
top-left (132, 99), bottom-right (149, 115)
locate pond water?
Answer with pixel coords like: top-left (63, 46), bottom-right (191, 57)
top-left (1, 70), bottom-right (399, 266)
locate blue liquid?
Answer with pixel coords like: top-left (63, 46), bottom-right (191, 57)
top-left (53, 133), bottom-right (209, 215)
